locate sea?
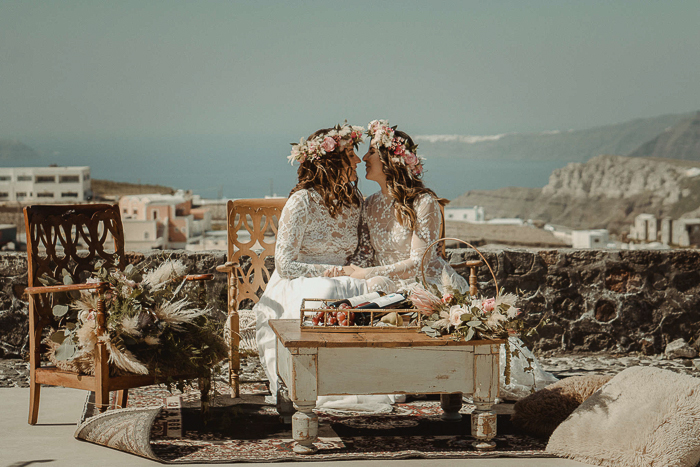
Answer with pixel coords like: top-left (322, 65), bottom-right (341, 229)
top-left (7, 135), bottom-right (567, 201)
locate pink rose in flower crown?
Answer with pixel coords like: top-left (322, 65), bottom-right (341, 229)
top-left (442, 293), bottom-right (454, 304)
top-left (321, 136), bottom-right (337, 153)
top-left (404, 152), bottom-right (418, 166)
top-left (482, 297), bottom-right (496, 313)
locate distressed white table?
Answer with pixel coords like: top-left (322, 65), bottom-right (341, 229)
top-left (270, 319), bottom-right (503, 454)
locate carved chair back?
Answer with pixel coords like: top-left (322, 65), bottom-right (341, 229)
top-left (25, 203), bottom-right (126, 326)
top-left (226, 198), bottom-right (286, 307)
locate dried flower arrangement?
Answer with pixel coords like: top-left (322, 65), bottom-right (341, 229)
top-left (43, 258), bottom-right (227, 382)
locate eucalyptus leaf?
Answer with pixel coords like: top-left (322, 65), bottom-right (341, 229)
top-left (125, 264), bottom-right (135, 277)
top-left (460, 313), bottom-right (473, 322)
top-left (465, 327), bottom-right (475, 341)
top-left (55, 340), bottom-right (77, 361)
top-left (52, 304), bottom-right (69, 317)
top-left (467, 319), bottom-right (482, 327)
top-left (65, 322), bottom-right (76, 330)
top-left (63, 275), bottom-right (74, 285)
top-left (50, 331), bottom-right (67, 344)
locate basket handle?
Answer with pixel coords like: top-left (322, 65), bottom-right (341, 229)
top-left (419, 237), bottom-right (499, 299)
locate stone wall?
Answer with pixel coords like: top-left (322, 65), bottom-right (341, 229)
top-left (2, 248), bottom-right (699, 357)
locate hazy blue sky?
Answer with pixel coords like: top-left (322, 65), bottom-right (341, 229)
top-left (2, 0), bottom-right (699, 142)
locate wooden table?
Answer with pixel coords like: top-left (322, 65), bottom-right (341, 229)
top-left (270, 319), bottom-right (503, 454)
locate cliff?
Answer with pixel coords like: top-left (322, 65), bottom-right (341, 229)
top-left (451, 155), bottom-right (700, 233)
top-left (628, 111), bottom-right (700, 160)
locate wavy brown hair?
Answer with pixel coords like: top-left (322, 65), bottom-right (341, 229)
top-left (376, 130), bottom-right (447, 230)
top-left (290, 128), bottom-right (362, 218)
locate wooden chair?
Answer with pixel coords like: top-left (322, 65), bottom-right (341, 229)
top-left (216, 198), bottom-right (286, 397)
top-left (24, 203), bottom-right (212, 424)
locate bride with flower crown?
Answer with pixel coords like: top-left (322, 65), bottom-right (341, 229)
top-left (337, 120), bottom-right (557, 400)
top-left (254, 123), bottom-right (397, 411)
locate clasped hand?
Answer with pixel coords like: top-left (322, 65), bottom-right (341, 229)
top-left (323, 264), bottom-right (367, 279)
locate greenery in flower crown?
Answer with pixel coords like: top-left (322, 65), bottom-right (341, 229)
top-left (409, 267), bottom-right (549, 384)
top-left (43, 258), bottom-right (228, 382)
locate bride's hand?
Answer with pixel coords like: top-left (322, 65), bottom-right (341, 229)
top-left (348, 266), bottom-right (368, 280)
top-left (323, 266), bottom-right (344, 277)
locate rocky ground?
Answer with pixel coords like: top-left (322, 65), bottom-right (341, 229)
top-left (2, 353), bottom-right (699, 389)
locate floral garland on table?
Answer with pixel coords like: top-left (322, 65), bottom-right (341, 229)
top-left (43, 259), bottom-right (228, 384)
top-left (366, 119), bottom-right (425, 178)
top-left (288, 122), bottom-right (365, 165)
top-left (409, 267), bottom-right (548, 385)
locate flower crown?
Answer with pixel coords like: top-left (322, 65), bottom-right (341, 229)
top-left (366, 119), bottom-right (424, 178)
top-left (288, 122), bottom-right (365, 165)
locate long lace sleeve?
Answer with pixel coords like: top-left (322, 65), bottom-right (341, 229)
top-left (346, 202), bottom-right (376, 268)
top-left (364, 194), bottom-right (442, 281)
top-left (275, 191), bottom-right (338, 279)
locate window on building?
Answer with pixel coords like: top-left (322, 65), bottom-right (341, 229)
top-left (144, 232), bottom-right (150, 239)
top-left (123, 208), bottom-right (128, 214)
top-left (84, 173), bottom-right (90, 180)
top-left (152, 211), bottom-right (158, 220)
top-left (61, 192), bottom-right (79, 198)
top-left (37, 192), bottom-right (54, 198)
top-left (36, 176), bottom-right (56, 183)
top-left (0, 176), bottom-right (10, 182)
top-left (133, 208), bottom-right (138, 215)
top-left (59, 175), bottom-right (80, 183)
top-left (0, 192), bottom-right (8, 198)
top-left (16, 192), bottom-right (26, 198)
top-left (17, 175), bottom-right (32, 182)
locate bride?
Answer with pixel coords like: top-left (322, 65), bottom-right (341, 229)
top-left (254, 123), bottom-right (395, 410)
top-left (342, 119), bottom-right (557, 400)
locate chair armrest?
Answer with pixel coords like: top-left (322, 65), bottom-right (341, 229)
top-left (25, 282), bottom-right (109, 295)
top-left (215, 261), bottom-right (240, 274)
top-left (185, 274), bottom-right (215, 282)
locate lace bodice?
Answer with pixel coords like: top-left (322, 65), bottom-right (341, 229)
top-left (362, 191), bottom-right (466, 290)
top-left (275, 189), bottom-right (361, 279)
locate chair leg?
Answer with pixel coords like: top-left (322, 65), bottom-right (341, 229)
top-left (116, 389), bottom-right (128, 409)
top-left (28, 379), bottom-right (40, 425)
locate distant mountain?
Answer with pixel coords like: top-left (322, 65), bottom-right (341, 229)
top-left (416, 112), bottom-right (693, 162)
top-left (0, 140), bottom-right (39, 161)
top-left (628, 111), bottom-right (700, 160)
top-left (451, 155), bottom-right (700, 233)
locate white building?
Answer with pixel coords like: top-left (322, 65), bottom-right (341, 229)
top-left (0, 166), bottom-right (91, 203)
top-left (629, 214), bottom-right (658, 242)
top-left (444, 206), bottom-right (485, 223)
top-left (571, 229), bottom-right (610, 249)
top-left (119, 191), bottom-right (212, 250)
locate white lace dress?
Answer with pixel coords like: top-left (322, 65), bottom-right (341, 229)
top-left (253, 189), bottom-right (396, 411)
top-left (362, 191), bottom-right (557, 400)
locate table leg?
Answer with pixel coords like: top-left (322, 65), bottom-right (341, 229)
top-left (471, 403), bottom-right (497, 451)
top-left (440, 392), bottom-right (463, 421)
top-left (292, 401), bottom-right (318, 454)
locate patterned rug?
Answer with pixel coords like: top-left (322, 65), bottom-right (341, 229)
top-left (74, 382), bottom-right (552, 463)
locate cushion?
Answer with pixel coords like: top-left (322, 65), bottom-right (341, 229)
top-left (546, 366), bottom-right (700, 467)
top-left (511, 374), bottom-right (612, 438)
top-left (238, 309), bottom-right (258, 354)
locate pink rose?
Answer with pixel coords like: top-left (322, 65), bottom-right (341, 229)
top-left (482, 298), bottom-right (495, 313)
top-left (441, 293), bottom-right (454, 304)
top-left (404, 152), bottom-right (418, 166)
top-left (321, 136), bottom-right (336, 152)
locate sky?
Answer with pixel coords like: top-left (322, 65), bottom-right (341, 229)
top-left (2, 0), bottom-right (700, 143)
